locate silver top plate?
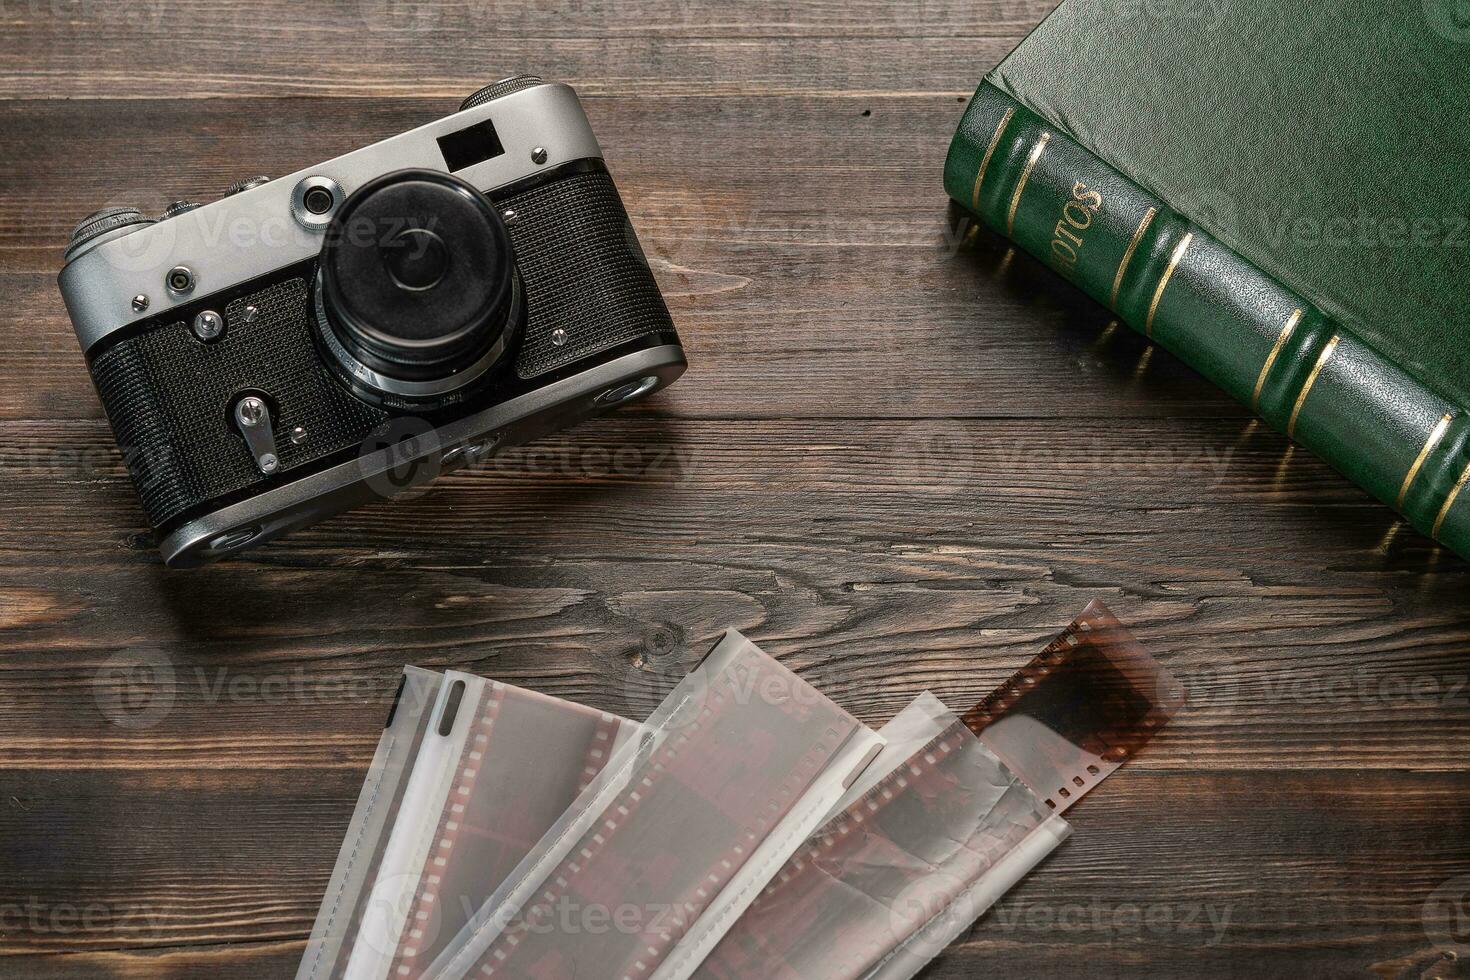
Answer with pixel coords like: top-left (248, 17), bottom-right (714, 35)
top-left (58, 82), bottom-right (602, 355)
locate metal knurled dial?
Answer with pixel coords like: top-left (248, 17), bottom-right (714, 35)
top-left (64, 207), bottom-right (156, 261)
top-left (459, 75), bottom-right (544, 112)
top-left (225, 175), bottom-right (273, 196)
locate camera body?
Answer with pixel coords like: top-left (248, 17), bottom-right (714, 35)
top-left (58, 77), bottom-right (685, 568)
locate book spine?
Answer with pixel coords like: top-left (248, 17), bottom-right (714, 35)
top-left (945, 82), bottom-right (1470, 559)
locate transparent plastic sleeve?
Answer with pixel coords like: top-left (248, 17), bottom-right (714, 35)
top-left (692, 697), bottom-right (1065, 980)
top-left (297, 667), bottom-right (444, 980)
top-left (425, 630), bottom-right (886, 980)
top-left (297, 671), bottom-right (640, 980)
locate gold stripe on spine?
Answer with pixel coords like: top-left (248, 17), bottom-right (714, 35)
top-left (1252, 309), bottom-right (1303, 413)
top-left (1110, 207), bottom-right (1157, 309)
top-left (1145, 233), bottom-right (1193, 339)
top-left (1007, 133), bottom-right (1050, 237)
top-left (1434, 460), bottom-right (1470, 539)
top-left (1398, 413), bottom-right (1455, 509)
top-left (972, 107), bottom-right (1016, 211)
top-left (1287, 335), bottom-right (1340, 439)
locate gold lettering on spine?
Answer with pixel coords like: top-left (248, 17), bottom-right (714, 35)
top-left (1050, 182), bottom-right (1104, 274)
top-left (1288, 335), bottom-right (1341, 439)
top-left (1252, 309), bottom-right (1303, 413)
top-left (1145, 233), bottom-right (1193, 339)
top-left (1433, 460), bottom-right (1470, 539)
top-left (1110, 207), bottom-right (1157, 309)
top-left (1398, 414), bottom-right (1455, 509)
top-left (1007, 133), bottom-right (1051, 237)
top-left (972, 107), bottom-right (1016, 211)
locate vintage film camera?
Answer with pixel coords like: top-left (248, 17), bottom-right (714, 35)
top-left (58, 77), bottom-right (685, 568)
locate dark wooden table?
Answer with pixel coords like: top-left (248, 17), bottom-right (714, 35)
top-left (2, 2), bottom-right (1468, 977)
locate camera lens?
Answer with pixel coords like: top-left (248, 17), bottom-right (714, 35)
top-left (316, 169), bottom-right (520, 400)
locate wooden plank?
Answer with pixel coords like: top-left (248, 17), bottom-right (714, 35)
top-left (0, 0), bottom-right (1057, 101)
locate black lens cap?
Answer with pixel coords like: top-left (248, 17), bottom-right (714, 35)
top-left (319, 169), bottom-right (517, 382)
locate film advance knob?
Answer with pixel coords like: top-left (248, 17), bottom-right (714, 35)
top-left (225, 175), bottom-right (273, 196)
top-left (63, 206), bottom-right (156, 263)
top-left (162, 200), bottom-right (203, 219)
top-left (458, 75), bottom-right (544, 112)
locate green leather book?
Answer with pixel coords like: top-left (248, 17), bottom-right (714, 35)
top-left (945, 0), bottom-right (1470, 558)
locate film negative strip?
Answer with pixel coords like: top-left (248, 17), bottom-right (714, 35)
top-left (428, 630), bottom-right (884, 980)
top-left (694, 712), bottom-right (1057, 980)
top-left (297, 668), bottom-right (444, 980)
top-left (694, 601), bottom-right (1184, 980)
top-left (962, 599), bottom-right (1186, 814)
top-left (386, 681), bottom-right (636, 979)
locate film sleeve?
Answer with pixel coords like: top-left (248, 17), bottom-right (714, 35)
top-left (424, 629), bottom-right (886, 980)
top-left (297, 672), bottom-right (641, 980)
top-left (296, 667), bottom-right (444, 980)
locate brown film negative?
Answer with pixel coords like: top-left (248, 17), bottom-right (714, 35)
top-left (962, 599), bottom-right (1186, 814)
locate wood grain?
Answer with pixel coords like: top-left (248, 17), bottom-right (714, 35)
top-left (1, 1), bottom-right (1467, 978)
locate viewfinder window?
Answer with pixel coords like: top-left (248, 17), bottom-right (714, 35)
top-left (437, 119), bottom-right (506, 172)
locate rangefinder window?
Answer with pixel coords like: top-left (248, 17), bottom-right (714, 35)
top-left (437, 118), bottom-right (506, 172)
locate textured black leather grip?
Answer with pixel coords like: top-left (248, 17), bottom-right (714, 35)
top-left (502, 167), bottom-right (675, 381)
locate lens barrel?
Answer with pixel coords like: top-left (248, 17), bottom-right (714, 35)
top-left (317, 169), bottom-right (520, 396)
